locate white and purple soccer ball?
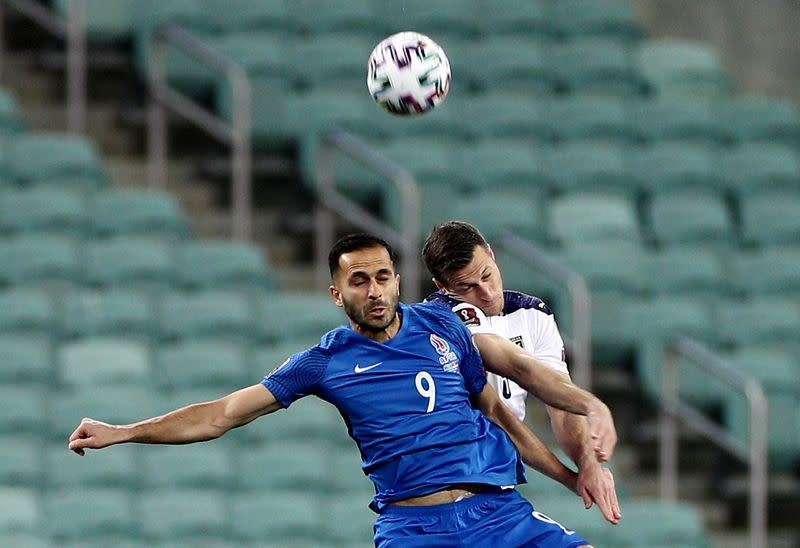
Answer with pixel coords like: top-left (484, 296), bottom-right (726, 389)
top-left (367, 31), bottom-right (451, 116)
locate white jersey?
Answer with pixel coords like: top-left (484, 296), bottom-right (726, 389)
top-left (426, 290), bottom-right (569, 421)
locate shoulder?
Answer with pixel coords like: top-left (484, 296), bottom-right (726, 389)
top-left (406, 301), bottom-right (471, 333)
top-left (423, 291), bottom-right (461, 310)
top-left (503, 290), bottom-right (554, 316)
top-left (424, 291), bottom-right (487, 329)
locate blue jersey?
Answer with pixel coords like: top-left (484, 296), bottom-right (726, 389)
top-left (261, 301), bottom-right (526, 511)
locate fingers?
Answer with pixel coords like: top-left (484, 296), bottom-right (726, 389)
top-left (588, 411), bottom-right (617, 463)
top-left (579, 486), bottom-right (593, 510)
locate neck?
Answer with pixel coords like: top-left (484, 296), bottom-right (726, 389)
top-left (352, 310), bottom-right (403, 342)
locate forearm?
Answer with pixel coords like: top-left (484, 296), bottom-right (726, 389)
top-left (508, 353), bottom-right (595, 415)
top-left (118, 400), bottom-right (231, 445)
top-left (548, 407), bottom-right (596, 470)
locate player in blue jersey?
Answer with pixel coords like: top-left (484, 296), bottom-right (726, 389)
top-left (422, 221), bottom-right (621, 524)
top-left (69, 233), bottom-right (595, 547)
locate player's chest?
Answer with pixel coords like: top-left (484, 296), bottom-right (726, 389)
top-left (487, 314), bottom-right (535, 351)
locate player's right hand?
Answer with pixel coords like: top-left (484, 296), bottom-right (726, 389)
top-left (586, 401), bottom-right (617, 463)
top-left (68, 418), bottom-right (120, 456)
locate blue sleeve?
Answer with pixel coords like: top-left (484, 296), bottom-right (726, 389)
top-left (261, 346), bottom-right (329, 408)
top-left (442, 311), bottom-right (487, 397)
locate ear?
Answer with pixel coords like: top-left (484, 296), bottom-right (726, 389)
top-left (395, 274), bottom-right (401, 296)
top-left (432, 277), bottom-right (446, 292)
top-left (329, 285), bottom-right (343, 307)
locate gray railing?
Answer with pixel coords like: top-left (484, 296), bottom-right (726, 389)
top-left (495, 230), bottom-right (593, 390)
top-left (314, 129), bottom-right (421, 302)
top-left (147, 24), bottom-right (252, 241)
top-left (0, 0), bottom-right (86, 134)
top-left (660, 336), bottom-right (768, 548)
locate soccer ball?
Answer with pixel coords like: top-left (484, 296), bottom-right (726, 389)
top-left (367, 31), bottom-right (451, 116)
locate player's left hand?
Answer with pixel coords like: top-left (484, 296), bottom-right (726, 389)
top-left (577, 464), bottom-right (621, 525)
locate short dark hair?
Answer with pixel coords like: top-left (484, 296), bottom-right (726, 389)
top-left (328, 233), bottom-right (396, 277)
top-left (422, 221), bottom-right (489, 286)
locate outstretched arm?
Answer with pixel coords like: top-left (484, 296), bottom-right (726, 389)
top-left (68, 385), bottom-right (282, 455)
top-left (473, 384), bottom-right (578, 494)
top-left (473, 332), bottom-right (617, 461)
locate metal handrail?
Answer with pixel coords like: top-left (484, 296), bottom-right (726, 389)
top-left (147, 23), bottom-right (252, 241)
top-left (660, 336), bottom-right (768, 548)
top-left (0, 0), bottom-right (86, 134)
top-left (314, 129), bottom-right (421, 302)
top-left (495, 230), bottom-right (593, 390)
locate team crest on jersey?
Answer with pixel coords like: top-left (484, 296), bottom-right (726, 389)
top-left (510, 335), bottom-right (525, 349)
top-left (429, 334), bottom-right (460, 373)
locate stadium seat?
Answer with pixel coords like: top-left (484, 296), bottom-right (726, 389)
top-left (647, 193), bottom-right (733, 247)
top-left (468, 92), bottom-right (555, 143)
top-left (459, 140), bottom-right (550, 196)
top-left (210, 30), bottom-right (296, 89)
top-left (0, 187), bottom-right (88, 237)
top-left (0, 437), bottom-right (44, 488)
top-left (322, 493), bottom-right (377, 546)
top-left (715, 297), bottom-right (800, 347)
top-left (290, 0), bottom-right (384, 35)
top-left (50, 385), bottom-right (157, 440)
top-left (255, 291), bottom-right (345, 343)
top-left (84, 237), bottom-right (176, 290)
top-left (0, 88), bottom-right (25, 135)
top-left (603, 498), bottom-right (711, 546)
top-left (545, 142), bottom-right (640, 195)
top-left (633, 98), bottom-right (731, 145)
top-left (237, 440), bottom-right (331, 492)
top-left (10, 133), bottom-right (109, 189)
top-left (44, 487), bottom-right (138, 540)
top-left (0, 334), bottom-right (53, 384)
top-left (205, 0), bottom-right (296, 34)
top-left (551, 38), bottom-right (646, 96)
top-left (215, 72), bottom-right (291, 148)
top-left (91, 189), bottom-right (190, 240)
top-left (159, 289), bottom-right (259, 344)
top-left (548, 192), bottom-right (640, 245)
top-left (247, 395), bottom-right (343, 444)
top-left (155, 340), bottom-right (249, 390)
top-left (0, 235), bottom-right (81, 289)
top-left (548, 96), bottom-right (643, 145)
top-left (637, 40), bottom-right (729, 97)
top-left (328, 444), bottom-right (375, 494)
top-left (175, 240), bottom-right (277, 292)
top-left (53, 0), bottom-right (136, 46)
top-left (632, 143), bottom-right (726, 196)
top-left (249, 337), bottom-right (321, 381)
top-left (463, 37), bottom-right (560, 95)
top-left (142, 443), bottom-right (234, 490)
top-left (718, 143), bottom-right (800, 197)
top-left (60, 289), bottom-right (155, 341)
top-left (716, 96), bottom-right (800, 146)
top-left (291, 34), bottom-right (375, 93)
top-left (378, 0), bottom-right (481, 41)
top-left (0, 487), bottom-right (41, 535)
top-left (474, 0), bottom-right (557, 40)
top-left (59, 337), bottom-right (151, 387)
top-left (140, 489), bottom-right (229, 540)
top-left (447, 191), bottom-right (544, 243)
top-left (230, 490), bottom-right (323, 543)
top-left (44, 441), bottom-right (139, 488)
top-left (732, 247), bottom-right (800, 296)
top-left (0, 385), bottom-right (48, 435)
top-left (644, 246), bottom-right (731, 298)
top-left (0, 288), bottom-right (57, 337)
top-left (739, 190), bottom-right (800, 245)
top-left (558, 241), bottom-right (646, 296)
top-left (282, 90), bottom-right (379, 141)
top-left (378, 94), bottom-right (476, 141)
top-left (552, 0), bottom-right (642, 43)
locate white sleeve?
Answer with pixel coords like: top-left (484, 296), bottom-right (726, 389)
top-left (533, 313), bottom-right (569, 376)
top-left (450, 302), bottom-right (495, 335)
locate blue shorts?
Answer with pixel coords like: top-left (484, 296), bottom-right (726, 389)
top-left (374, 489), bottom-right (590, 547)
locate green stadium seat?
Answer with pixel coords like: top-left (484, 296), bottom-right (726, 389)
top-left (645, 246), bottom-right (730, 298)
top-left (10, 134), bottom-right (109, 189)
top-left (716, 96), bottom-right (800, 146)
top-left (546, 143), bottom-right (640, 195)
top-left (475, 0), bottom-right (557, 40)
top-left (0, 437), bottom-right (44, 487)
top-left (53, 0), bottom-right (136, 45)
top-left (378, 0), bottom-right (481, 41)
top-left (215, 72), bottom-right (289, 148)
top-left (463, 38), bottom-right (560, 95)
top-left (379, 94), bottom-right (476, 141)
top-left (0, 487), bottom-right (41, 535)
top-left (290, 0), bottom-right (384, 35)
top-left (0, 235), bottom-right (81, 289)
top-left (142, 444), bottom-right (234, 490)
top-left (552, 0), bottom-right (642, 43)
top-left (468, 92), bottom-right (555, 143)
top-left (0, 334), bottom-right (53, 384)
top-left (44, 487), bottom-right (137, 540)
top-left (549, 192), bottom-right (640, 245)
top-left (733, 247), bottom-right (800, 296)
top-left (0, 533), bottom-right (49, 548)
top-left (50, 385), bottom-right (157, 440)
top-left (647, 193), bottom-right (732, 247)
top-left (637, 40), bottom-right (729, 97)
top-left (548, 96), bottom-right (643, 145)
top-left (60, 289), bottom-right (155, 341)
top-left (0, 287), bottom-right (57, 337)
top-left (282, 90), bottom-right (378, 140)
top-left (715, 297), bottom-right (800, 347)
top-left (160, 289), bottom-right (259, 344)
top-left (203, 0), bottom-right (295, 34)
top-left (59, 337), bottom-right (151, 387)
top-left (249, 396), bottom-right (342, 444)
top-left (558, 241), bottom-right (646, 295)
top-left (632, 143), bottom-right (726, 196)
top-left (91, 189), bottom-right (190, 240)
top-left (0, 187), bottom-right (88, 237)
top-left (448, 190), bottom-right (545, 243)
top-left (210, 30), bottom-right (295, 86)
top-left (329, 444), bottom-right (374, 493)
top-left (739, 190), bottom-right (800, 246)
top-left (230, 491), bottom-right (323, 543)
top-left (0, 88), bottom-right (26, 135)
top-left (249, 337), bottom-right (320, 381)
top-left (633, 98), bottom-right (731, 145)
top-left (322, 493), bottom-right (376, 546)
top-left (459, 140), bottom-right (550, 197)
top-left (44, 441), bottom-right (139, 489)
top-left (551, 38), bottom-right (646, 96)
top-left (292, 34), bottom-right (374, 93)
top-left (604, 498), bottom-right (711, 546)
top-left (84, 237), bottom-right (176, 290)
top-left (256, 292), bottom-right (345, 343)
top-left (237, 440), bottom-right (331, 492)
top-left (175, 240), bottom-right (277, 292)
top-left (0, 385), bottom-right (48, 435)
top-left (155, 340), bottom-right (248, 390)
top-left (139, 489), bottom-right (229, 540)
top-left (718, 144), bottom-right (800, 197)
